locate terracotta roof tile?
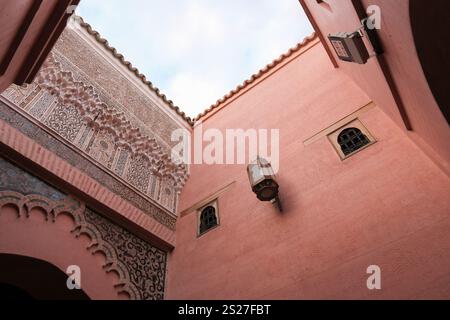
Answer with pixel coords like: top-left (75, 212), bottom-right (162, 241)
top-left (194, 32), bottom-right (317, 122)
top-left (74, 15), bottom-right (317, 126)
top-left (74, 16), bottom-right (194, 125)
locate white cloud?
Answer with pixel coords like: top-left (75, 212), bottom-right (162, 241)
top-left (77, 0), bottom-right (313, 118)
top-left (168, 73), bottom-right (228, 113)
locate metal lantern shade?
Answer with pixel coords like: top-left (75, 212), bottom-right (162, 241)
top-left (247, 157), bottom-right (279, 202)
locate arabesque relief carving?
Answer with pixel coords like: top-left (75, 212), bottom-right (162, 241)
top-left (36, 53), bottom-right (188, 194)
top-left (0, 190), bottom-right (167, 300)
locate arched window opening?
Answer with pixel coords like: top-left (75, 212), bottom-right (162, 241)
top-left (338, 127), bottom-right (371, 156)
top-left (199, 205), bottom-right (218, 235)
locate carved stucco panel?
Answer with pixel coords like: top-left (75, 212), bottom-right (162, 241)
top-left (36, 53), bottom-right (189, 194)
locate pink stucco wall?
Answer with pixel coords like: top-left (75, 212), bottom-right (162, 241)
top-left (0, 205), bottom-right (124, 300)
top-left (301, 0), bottom-right (450, 174)
top-left (361, 0), bottom-right (450, 174)
top-left (167, 42), bottom-right (450, 299)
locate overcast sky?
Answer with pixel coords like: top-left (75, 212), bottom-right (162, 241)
top-left (76, 0), bottom-right (313, 118)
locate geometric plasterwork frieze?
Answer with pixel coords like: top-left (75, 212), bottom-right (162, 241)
top-left (0, 190), bottom-right (167, 300)
top-left (0, 102), bottom-right (177, 230)
top-left (36, 53), bottom-right (189, 194)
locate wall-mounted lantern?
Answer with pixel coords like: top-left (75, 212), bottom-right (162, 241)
top-left (247, 157), bottom-right (282, 212)
top-left (328, 19), bottom-right (383, 65)
top-left (328, 31), bottom-right (370, 64)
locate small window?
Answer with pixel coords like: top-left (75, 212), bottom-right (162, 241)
top-left (198, 201), bottom-right (219, 236)
top-left (328, 119), bottom-right (375, 159)
top-left (338, 127), bottom-right (371, 156)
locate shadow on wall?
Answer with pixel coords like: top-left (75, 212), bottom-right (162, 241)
top-left (410, 0), bottom-right (450, 124)
top-left (0, 253), bottom-right (90, 300)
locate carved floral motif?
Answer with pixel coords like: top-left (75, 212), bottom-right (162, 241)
top-left (45, 103), bottom-right (84, 142)
top-left (127, 155), bottom-right (151, 193)
top-left (36, 53), bottom-right (189, 193)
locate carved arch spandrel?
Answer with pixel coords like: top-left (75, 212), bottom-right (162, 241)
top-left (0, 191), bottom-right (166, 300)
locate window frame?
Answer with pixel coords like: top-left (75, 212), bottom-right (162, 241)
top-left (197, 199), bottom-right (220, 237)
top-left (327, 119), bottom-right (376, 160)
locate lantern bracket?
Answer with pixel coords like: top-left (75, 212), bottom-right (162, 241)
top-left (271, 197), bottom-right (283, 213)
